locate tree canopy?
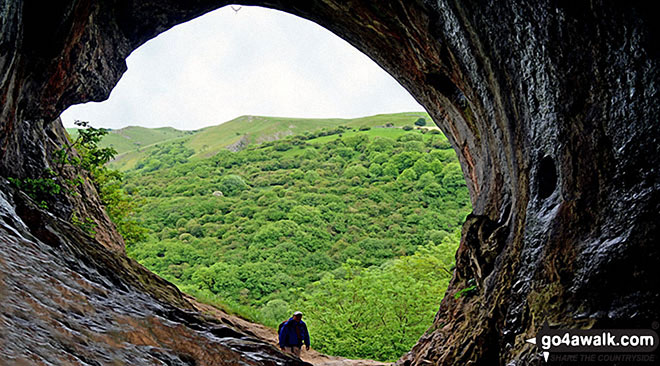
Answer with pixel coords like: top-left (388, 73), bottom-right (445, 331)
top-left (122, 127), bottom-right (470, 361)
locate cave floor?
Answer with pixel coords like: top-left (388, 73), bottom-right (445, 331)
top-left (185, 295), bottom-right (390, 366)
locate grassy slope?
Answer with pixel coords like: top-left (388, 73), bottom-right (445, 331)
top-left (67, 126), bottom-right (191, 154)
top-left (107, 112), bottom-right (432, 170)
top-left (277, 127), bottom-right (440, 158)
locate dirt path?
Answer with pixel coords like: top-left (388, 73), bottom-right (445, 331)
top-left (185, 295), bottom-right (390, 366)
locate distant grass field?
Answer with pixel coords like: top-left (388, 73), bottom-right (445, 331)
top-left (90, 112), bottom-right (433, 171)
top-left (186, 112), bottom-right (433, 158)
top-left (277, 126), bottom-right (445, 158)
top-left (67, 126), bottom-right (192, 154)
top-left (307, 126), bottom-right (428, 144)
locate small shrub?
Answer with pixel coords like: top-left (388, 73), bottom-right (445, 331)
top-left (414, 117), bottom-right (427, 126)
top-left (71, 213), bottom-right (97, 236)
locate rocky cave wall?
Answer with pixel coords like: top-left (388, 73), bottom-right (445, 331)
top-left (1, 0), bottom-right (658, 365)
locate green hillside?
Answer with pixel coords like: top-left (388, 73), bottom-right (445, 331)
top-left (67, 126), bottom-right (192, 155)
top-left (122, 126), bottom-right (469, 361)
top-left (60, 113), bottom-right (465, 361)
top-left (108, 112), bottom-right (432, 171)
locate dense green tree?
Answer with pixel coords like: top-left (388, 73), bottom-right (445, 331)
top-left (296, 235), bottom-right (458, 361)
top-left (123, 127), bottom-right (470, 361)
top-left (219, 174), bottom-right (249, 196)
top-left (343, 164), bottom-right (369, 179)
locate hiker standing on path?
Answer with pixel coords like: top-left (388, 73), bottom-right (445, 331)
top-left (278, 311), bottom-right (310, 357)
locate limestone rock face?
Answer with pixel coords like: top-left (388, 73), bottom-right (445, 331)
top-left (0, 0), bottom-right (658, 365)
top-left (0, 179), bottom-right (308, 365)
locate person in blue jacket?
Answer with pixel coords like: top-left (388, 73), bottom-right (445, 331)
top-left (278, 311), bottom-right (310, 356)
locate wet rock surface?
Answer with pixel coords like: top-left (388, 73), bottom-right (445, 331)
top-left (1, 0), bottom-right (659, 365)
top-left (0, 179), bottom-right (309, 365)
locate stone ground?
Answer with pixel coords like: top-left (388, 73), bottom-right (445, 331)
top-left (186, 295), bottom-right (390, 366)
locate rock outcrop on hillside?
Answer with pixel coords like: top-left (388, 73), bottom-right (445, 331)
top-left (1, 1), bottom-right (658, 365)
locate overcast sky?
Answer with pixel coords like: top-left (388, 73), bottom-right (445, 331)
top-left (60, 6), bottom-right (424, 131)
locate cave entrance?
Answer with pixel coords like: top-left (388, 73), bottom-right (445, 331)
top-left (59, 4), bottom-right (471, 364)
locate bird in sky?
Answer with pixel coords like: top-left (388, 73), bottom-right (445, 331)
top-left (230, 6), bottom-right (242, 14)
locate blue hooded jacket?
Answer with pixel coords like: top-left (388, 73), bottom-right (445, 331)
top-left (278, 317), bottom-right (310, 348)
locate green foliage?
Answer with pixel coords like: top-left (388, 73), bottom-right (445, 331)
top-left (134, 141), bottom-right (194, 172)
top-left (8, 119), bottom-right (119, 211)
top-left (8, 170), bottom-right (61, 209)
top-left (122, 127), bottom-right (470, 361)
top-left (296, 236), bottom-right (458, 361)
top-left (109, 113), bottom-right (433, 171)
top-left (259, 299), bottom-right (290, 327)
top-left (414, 118), bottom-right (426, 126)
top-left (219, 174), bottom-right (249, 196)
top-left (453, 278), bottom-right (478, 299)
top-left (61, 121), bottom-right (148, 245)
top-left (71, 212), bottom-right (97, 236)
top-left (58, 120), bottom-right (117, 176)
top-left (97, 170), bottom-right (148, 245)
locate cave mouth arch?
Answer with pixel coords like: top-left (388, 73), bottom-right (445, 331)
top-left (10, 1), bottom-right (654, 365)
top-left (54, 3), bottom-right (466, 364)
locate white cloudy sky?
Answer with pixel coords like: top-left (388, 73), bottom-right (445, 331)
top-left (60, 5), bottom-right (424, 131)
